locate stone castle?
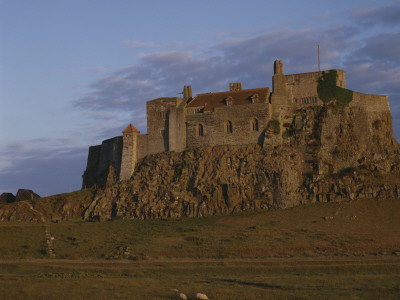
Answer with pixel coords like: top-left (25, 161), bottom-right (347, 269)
top-left (82, 60), bottom-right (390, 188)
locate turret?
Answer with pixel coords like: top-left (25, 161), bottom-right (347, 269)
top-left (120, 124), bottom-right (140, 181)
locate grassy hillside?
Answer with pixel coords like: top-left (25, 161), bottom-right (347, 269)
top-left (1, 197), bottom-right (400, 260)
top-left (1, 197), bottom-right (399, 299)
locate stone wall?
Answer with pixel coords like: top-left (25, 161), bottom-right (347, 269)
top-left (186, 103), bottom-right (271, 149)
top-left (120, 132), bottom-right (138, 181)
top-left (146, 97), bottom-right (182, 154)
top-left (350, 91), bottom-right (389, 112)
top-left (168, 102), bottom-right (186, 152)
top-left (284, 70), bottom-right (345, 107)
top-left (82, 136), bottom-right (123, 188)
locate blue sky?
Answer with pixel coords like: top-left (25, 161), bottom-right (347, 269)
top-left (1, 0), bottom-right (400, 196)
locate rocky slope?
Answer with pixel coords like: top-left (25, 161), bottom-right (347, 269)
top-left (1, 104), bottom-right (399, 222)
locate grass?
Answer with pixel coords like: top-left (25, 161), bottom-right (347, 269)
top-left (0, 259), bottom-right (399, 299)
top-left (1, 197), bottom-right (400, 260)
top-left (1, 197), bottom-right (399, 298)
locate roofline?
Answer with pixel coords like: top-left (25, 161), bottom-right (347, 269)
top-left (192, 87), bottom-right (270, 98)
top-left (147, 96), bottom-right (183, 103)
top-left (285, 69), bottom-right (345, 77)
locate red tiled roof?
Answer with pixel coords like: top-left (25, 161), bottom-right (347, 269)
top-left (122, 124), bottom-right (140, 133)
top-left (186, 87), bottom-right (270, 111)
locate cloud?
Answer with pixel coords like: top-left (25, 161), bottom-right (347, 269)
top-left (82, 66), bottom-right (107, 72)
top-left (0, 144), bottom-right (87, 196)
top-left (350, 33), bottom-right (400, 64)
top-left (122, 40), bottom-right (155, 48)
top-left (76, 21), bottom-right (400, 142)
top-left (355, 4), bottom-right (400, 27)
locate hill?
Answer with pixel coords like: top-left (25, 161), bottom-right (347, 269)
top-left (0, 196), bottom-right (399, 299)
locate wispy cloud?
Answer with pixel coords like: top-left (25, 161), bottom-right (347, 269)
top-left (76, 21), bottom-right (400, 143)
top-left (82, 66), bottom-right (107, 72)
top-left (355, 4), bottom-right (400, 27)
top-left (122, 40), bottom-right (155, 48)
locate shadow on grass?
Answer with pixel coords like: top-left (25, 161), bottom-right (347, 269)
top-left (215, 278), bottom-right (283, 289)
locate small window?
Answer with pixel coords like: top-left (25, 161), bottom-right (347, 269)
top-left (195, 108), bottom-right (203, 114)
top-left (251, 94), bottom-right (259, 104)
top-left (160, 129), bottom-right (165, 136)
top-left (226, 96), bottom-right (234, 106)
top-left (197, 124), bottom-right (204, 137)
top-left (225, 121), bottom-right (232, 134)
top-left (251, 119), bottom-right (259, 131)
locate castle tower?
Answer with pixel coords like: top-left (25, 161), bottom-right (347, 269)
top-left (120, 124), bottom-right (140, 181)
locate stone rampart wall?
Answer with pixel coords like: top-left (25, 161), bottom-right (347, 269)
top-left (285, 70), bottom-right (345, 107)
top-left (136, 134), bottom-right (149, 160)
top-left (350, 91), bottom-right (389, 112)
top-left (97, 136), bottom-right (123, 175)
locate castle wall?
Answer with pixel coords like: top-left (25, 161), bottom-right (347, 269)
top-left (85, 145), bottom-right (101, 171)
top-left (97, 137), bottom-right (123, 176)
top-left (350, 92), bottom-right (389, 112)
top-left (146, 97), bottom-right (183, 154)
top-left (284, 70), bottom-right (345, 107)
top-left (169, 102), bottom-right (186, 152)
top-left (186, 103), bottom-right (271, 148)
top-left (120, 133), bottom-right (137, 181)
top-left (136, 134), bottom-right (149, 160)
top-left (82, 136), bottom-right (123, 188)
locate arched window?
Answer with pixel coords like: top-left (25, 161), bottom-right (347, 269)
top-left (197, 124), bottom-right (203, 137)
top-left (225, 121), bottom-right (233, 134)
top-left (251, 119), bottom-right (259, 131)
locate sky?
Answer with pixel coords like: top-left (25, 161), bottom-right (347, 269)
top-left (1, 0), bottom-right (400, 196)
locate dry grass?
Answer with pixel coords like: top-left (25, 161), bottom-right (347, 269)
top-left (0, 197), bottom-right (399, 298)
top-left (0, 259), bottom-right (399, 299)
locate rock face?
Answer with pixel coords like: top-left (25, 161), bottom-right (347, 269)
top-left (0, 105), bottom-right (399, 222)
top-left (15, 189), bottom-right (40, 202)
top-left (80, 105), bottom-right (399, 221)
top-left (0, 193), bottom-right (16, 204)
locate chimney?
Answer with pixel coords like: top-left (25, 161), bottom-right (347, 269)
top-left (274, 59), bottom-right (284, 75)
top-left (183, 85), bottom-right (192, 101)
top-left (229, 82), bottom-right (242, 91)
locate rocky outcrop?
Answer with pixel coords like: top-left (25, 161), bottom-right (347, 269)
top-left (0, 193), bottom-right (16, 204)
top-left (15, 189), bottom-right (40, 202)
top-left (0, 104), bottom-right (399, 222)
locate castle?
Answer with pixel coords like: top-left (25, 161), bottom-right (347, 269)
top-left (82, 60), bottom-right (390, 188)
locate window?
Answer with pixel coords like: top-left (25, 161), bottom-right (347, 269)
top-left (160, 129), bottom-right (166, 136)
top-left (251, 94), bottom-right (259, 104)
top-left (195, 108), bottom-right (203, 114)
top-left (158, 112), bottom-right (167, 119)
top-left (197, 124), bottom-right (204, 137)
top-left (225, 121), bottom-right (233, 134)
top-left (226, 96), bottom-right (234, 106)
top-left (251, 119), bottom-right (259, 131)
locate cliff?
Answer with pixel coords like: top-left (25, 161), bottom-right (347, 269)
top-left (1, 104), bottom-right (398, 222)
